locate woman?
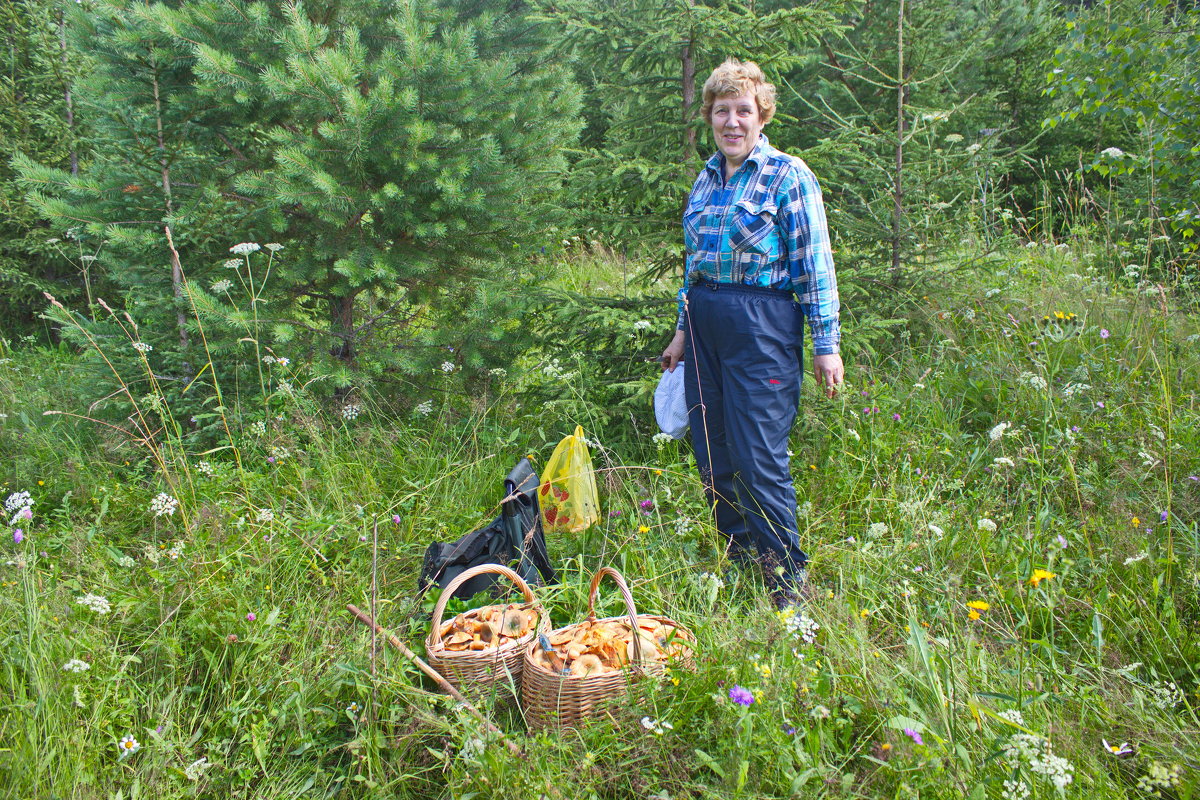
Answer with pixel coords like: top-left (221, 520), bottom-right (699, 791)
top-left (660, 58), bottom-right (844, 608)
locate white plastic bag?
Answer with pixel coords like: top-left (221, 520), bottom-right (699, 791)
top-left (654, 362), bottom-right (689, 439)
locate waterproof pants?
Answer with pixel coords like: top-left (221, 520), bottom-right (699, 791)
top-left (682, 281), bottom-right (808, 585)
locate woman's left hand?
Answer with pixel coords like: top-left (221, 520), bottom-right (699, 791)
top-left (812, 353), bottom-right (844, 398)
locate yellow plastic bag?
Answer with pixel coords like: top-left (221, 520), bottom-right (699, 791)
top-left (538, 425), bottom-right (600, 533)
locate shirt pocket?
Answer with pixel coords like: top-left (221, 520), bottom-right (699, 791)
top-left (730, 198), bottom-right (778, 256)
top-left (682, 194), bottom-right (707, 253)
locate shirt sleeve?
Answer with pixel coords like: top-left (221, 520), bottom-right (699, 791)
top-left (778, 162), bottom-right (841, 355)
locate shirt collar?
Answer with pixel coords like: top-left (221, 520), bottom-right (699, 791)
top-left (704, 133), bottom-right (773, 178)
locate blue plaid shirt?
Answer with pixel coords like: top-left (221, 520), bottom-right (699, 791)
top-left (677, 135), bottom-right (841, 355)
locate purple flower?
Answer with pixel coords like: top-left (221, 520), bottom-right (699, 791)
top-left (17, 507), bottom-right (32, 521)
top-left (266, 456), bottom-right (276, 464)
top-left (903, 727), bottom-right (924, 745)
top-left (915, 467), bottom-right (922, 474)
top-left (782, 724), bottom-right (796, 735)
top-left (156, 725), bottom-right (164, 734)
top-left (1160, 511), bottom-right (1168, 522)
top-left (608, 510), bottom-right (623, 518)
top-left (728, 685), bottom-right (754, 707)
top-left (13, 529), bottom-right (23, 544)
top-left (246, 612), bottom-right (256, 622)
top-left (392, 515), bottom-right (401, 524)
top-left (1100, 329), bottom-right (1110, 339)
top-left (862, 407), bottom-right (871, 415)
top-left (639, 499), bottom-right (654, 511)
top-left (1071, 426), bottom-right (1080, 433)
top-left (1096, 401), bottom-right (1105, 409)
top-left (892, 413), bottom-right (901, 421)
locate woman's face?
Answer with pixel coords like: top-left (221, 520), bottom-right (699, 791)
top-left (710, 91), bottom-right (763, 168)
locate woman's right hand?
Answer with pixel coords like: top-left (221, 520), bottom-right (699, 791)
top-left (660, 330), bottom-right (685, 372)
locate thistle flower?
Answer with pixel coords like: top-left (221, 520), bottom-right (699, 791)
top-left (728, 685), bottom-right (754, 706)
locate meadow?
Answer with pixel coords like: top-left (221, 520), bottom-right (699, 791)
top-left (2, 238), bottom-right (1198, 799)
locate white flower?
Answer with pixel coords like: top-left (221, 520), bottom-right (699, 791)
top-left (697, 571), bottom-right (726, 590)
top-left (77, 593), bottom-right (111, 614)
top-left (639, 716), bottom-right (671, 734)
top-left (341, 403), bottom-right (361, 420)
top-left (264, 243), bottom-right (284, 252)
top-left (867, 522), bottom-right (888, 538)
top-left (149, 492), bottom-right (179, 518)
top-left (992, 457), bottom-right (1015, 468)
top-left (210, 279), bottom-right (233, 293)
top-left (1137, 761), bottom-right (1184, 794)
top-left (195, 461), bottom-right (215, 477)
top-left (5, 491), bottom-right (33, 513)
top-left (229, 242), bottom-right (260, 256)
top-left (414, 400), bottom-right (434, 416)
top-left (652, 431), bottom-right (673, 448)
top-left (779, 607), bottom-right (820, 645)
top-left (184, 756), bottom-right (213, 781)
top-left (143, 545), bottom-right (161, 565)
top-left (277, 357), bottom-right (290, 367)
top-left (1124, 552), bottom-right (1149, 565)
top-left (944, 133), bottom-right (964, 143)
top-left (222, 259), bottom-right (241, 269)
top-left (116, 554), bottom-right (135, 568)
top-left (440, 361), bottom-right (456, 374)
top-left (977, 518), bottom-right (997, 532)
top-left (927, 524), bottom-right (944, 538)
top-left (118, 734), bottom-right (141, 754)
top-left (1102, 739), bottom-right (1133, 756)
top-left (810, 705), bottom-right (831, 720)
top-left (1100, 147), bottom-right (1124, 158)
top-left (166, 541), bottom-right (184, 560)
top-left (262, 355), bottom-right (276, 365)
top-left (966, 142), bottom-right (982, 155)
top-left (988, 422), bottom-right (1010, 442)
top-left (488, 367), bottom-right (506, 378)
top-left (1001, 779), bottom-right (1030, 800)
top-left (249, 420), bottom-right (267, 436)
top-left (998, 708), bottom-right (1025, 726)
top-left (62, 659), bottom-right (90, 673)
top-left (633, 319), bottom-right (652, 331)
top-left (255, 508), bottom-right (275, 524)
top-left (1149, 681), bottom-right (1182, 710)
top-left (1019, 371), bottom-right (1048, 391)
top-left (132, 342), bottom-right (152, 353)
top-left (1029, 751), bottom-right (1074, 789)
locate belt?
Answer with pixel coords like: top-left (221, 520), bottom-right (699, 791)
top-left (695, 279), bottom-right (794, 299)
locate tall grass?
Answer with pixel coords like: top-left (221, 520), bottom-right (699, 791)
top-left (0, 239), bottom-right (1197, 798)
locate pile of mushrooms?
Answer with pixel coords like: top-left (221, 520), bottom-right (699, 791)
top-left (531, 617), bottom-right (689, 677)
top-left (437, 603), bottom-right (537, 651)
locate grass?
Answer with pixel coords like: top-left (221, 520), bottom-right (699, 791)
top-left (1, 239), bottom-right (1198, 799)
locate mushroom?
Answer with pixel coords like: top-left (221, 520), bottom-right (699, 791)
top-left (571, 654), bottom-right (607, 678)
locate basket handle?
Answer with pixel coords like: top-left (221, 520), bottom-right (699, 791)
top-left (428, 563), bottom-right (538, 647)
top-left (585, 566), bottom-right (647, 668)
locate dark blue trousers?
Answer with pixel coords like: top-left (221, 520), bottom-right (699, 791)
top-left (682, 281), bottom-right (808, 585)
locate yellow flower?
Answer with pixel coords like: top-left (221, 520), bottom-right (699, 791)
top-left (1131, 516), bottom-right (1140, 527)
top-left (38, 480), bottom-right (44, 486)
top-left (1029, 569), bottom-right (1056, 588)
top-left (653, 469), bottom-right (662, 475)
top-left (860, 609), bottom-right (870, 618)
top-left (967, 609), bottom-right (981, 621)
top-left (966, 600), bottom-right (990, 611)
top-left (880, 742), bottom-right (892, 752)
top-left (638, 525), bottom-right (650, 534)
top-left (1054, 311), bottom-right (1065, 320)
top-left (809, 464), bottom-right (817, 470)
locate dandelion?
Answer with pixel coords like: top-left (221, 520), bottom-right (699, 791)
top-left (728, 685), bottom-right (754, 706)
top-left (637, 525), bottom-right (650, 534)
top-left (255, 508), bottom-right (274, 524)
top-left (229, 242), bottom-right (260, 255)
top-left (77, 593), bottom-right (111, 614)
top-left (977, 518), bottom-right (997, 532)
top-left (62, 659), bottom-right (90, 673)
top-left (132, 342), bottom-right (152, 353)
top-left (1131, 516), bottom-right (1140, 527)
top-left (149, 493), bottom-right (179, 518)
top-left (118, 734), bottom-right (140, 755)
top-left (903, 727), bottom-right (924, 745)
top-left (1029, 569), bottom-right (1055, 588)
top-left (341, 403), bottom-right (361, 420)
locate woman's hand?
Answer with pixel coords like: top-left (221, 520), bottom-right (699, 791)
top-left (812, 353), bottom-right (844, 398)
top-left (660, 330), bottom-right (685, 372)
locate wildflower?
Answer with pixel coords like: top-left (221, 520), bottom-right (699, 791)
top-left (992, 457), bottom-right (1015, 468)
top-left (697, 572), bottom-right (726, 591)
top-left (118, 734), bottom-right (141, 754)
top-left (892, 413), bottom-right (901, 421)
top-left (1160, 510), bottom-right (1168, 523)
top-left (903, 727), bottom-right (924, 745)
top-left (977, 518), bottom-right (997, 532)
top-left (1055, 534), bottom-right (1068, 548)
top-left (4, 491), bottom-right (32, 513)
top-left (1001, 779), bottom-right (1030, 800)
top-left (132, 342), bottom-right (152, 353)
top-left (264, 243), bottom-right (284, 252)
top-left (1100, 328), bottom-right (1110, 339)
top-left (633, 320), bottom-right (652, 331)
top-left (12, 529), bottom-right (22, 544)
top-left (966, 142), bottom-right (982, 155)
top-left (1096, 401), bottom-right (1105, 409)
top-left (944, 133), bottom-right (963, 143)
top-left (1124, 552), bottom-right (1148, 565)
top-left (277, 357), bottom-right (290, 367)
top-left (1029, 569), bottom-right (1055, 588)
top-left (640, 716), bottom-right (672, 735)
top-left (1102, 739), bottom-right (1133, 756)
top-left (1137, 761), bottom-right (1183, 795)
top-left (346, 701), bottom-right (360, 715)
top-left (652, 431), bottom-right (673, 448)
top-left (779, 607), bottom-right (819, 645)
top-left (341, 403), bottom-right (361, 420)
top-left (867, 522), bottom-right (888, 538)
top-left (166, 541), bottom-right (184, 560)
top-left (414, 400), bottom-right (434, 416)
top-left (639, 499), bottom-right (654, 512)
top-left (116, 554), bottom-right (135, 568)
top-left (392, 515), bottom-right (401, 524)
top-left (440, 361), bottom-right (456, 374)
top-left (1149, 681), bottom-right (1182, 710)
top-left (927, 523), bottom-right (944, 538)
top-left (62, 659), bottom-right (90, 673)
top-left (488, 367), bottom-right (507, 378)
top-left (967, 600), bottom-right (989, 611)
top-left (184, 756), bottom-right (212, 781)
top-left (223, 258), bottom-right (241, 269)
top-left (246, 612), bottom-right (256, 622)
top-left (149, 493), bottom-right (179, 518)
top-left (998, 709), bottom-right (1025, 726)
top-left (811, 705), bottom-right (831, 720)
top-left (195, 461), bottom-right (215, 477)
top-left (77, 593), bottom-right (111, 614)
top-left (1100, 147), bottom-right (1124, 158)
top-left (782, 724), bottom-right (797, 735)
top-left (728, 685), bottom-right (754, 706)
top-left (229, 242), bottom-right (260, 255)
top-left (255, 508), bottom-right (274, 524)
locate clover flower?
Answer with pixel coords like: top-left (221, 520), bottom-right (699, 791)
top-left (149, 492), bottom-right (179, 518)
top-left (810, 705), bottom-right (830, 720)
top-left (77, 593), bottom-right (111, 614)
top-left (229, 242), bottom-right (260, 255)
top-left (1100, 328), bottom-right (1110, 339)
top-left (728, 685), bottom-right (754, 706)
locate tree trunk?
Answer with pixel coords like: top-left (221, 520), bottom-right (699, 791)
top-left (891, 0), bottom-right (905, 277)
top-left (57, 11), bottom-right (76, 176)
top-left (330, 292), bottom-right (357, 362)
top-left (152, 66), bottom-right (189, 352)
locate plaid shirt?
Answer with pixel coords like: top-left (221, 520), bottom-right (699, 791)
top-left (677, 135), bottom-right (841, 355)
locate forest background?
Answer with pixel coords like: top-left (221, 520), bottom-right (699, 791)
top-left (2, 0), bottom-right (1199, 797)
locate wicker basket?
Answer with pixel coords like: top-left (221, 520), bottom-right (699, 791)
top-left (425, 563), bottom-right (550, 700)
top-left (520, 566), bottom-right (695, 729)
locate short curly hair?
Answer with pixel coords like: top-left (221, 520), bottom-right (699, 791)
top-left (700, 58), bottom-right (777, 126)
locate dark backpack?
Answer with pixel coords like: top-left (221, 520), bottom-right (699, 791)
top-left (417, 458), bottom-right (555, 600)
